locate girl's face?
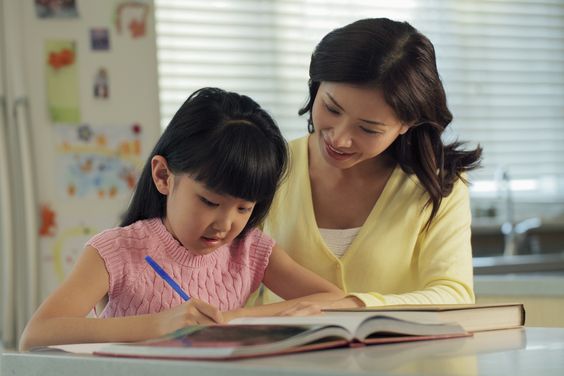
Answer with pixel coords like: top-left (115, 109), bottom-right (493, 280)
top-left (311, 82), bottom-right (410, 170)
top-left (153, 158), bottom-right (255, 255)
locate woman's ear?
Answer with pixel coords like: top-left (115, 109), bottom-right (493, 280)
top-left (151, 155), bottom-right (172, 195)
top-left (399, 123), bottom-right (411, 135)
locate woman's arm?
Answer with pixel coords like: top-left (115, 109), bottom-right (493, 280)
top-left (344, 179), bottom-right (475, 307)
top-left (225, 245), bottom-right (345, 320)
top-left (19, 246), bottom-right (222, 351)
top-left (267, 180), bottom-right (475, 312)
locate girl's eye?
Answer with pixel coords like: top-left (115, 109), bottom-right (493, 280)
top-left (238, 206), bottom-right (253, 214)
top-left (200, 196), bottom-right (218, 207)
top-left (325, 103), bottom-right (340, 115)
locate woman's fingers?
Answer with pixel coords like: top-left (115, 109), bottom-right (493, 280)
top-left (277, 301), bottom-right (323, 316)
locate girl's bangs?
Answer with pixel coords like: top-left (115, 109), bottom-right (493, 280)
top-left (192, 125), bottom-right (279, 202)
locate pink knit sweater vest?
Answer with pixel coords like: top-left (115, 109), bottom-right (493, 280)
top-left (87, 218), bottom-right (274, 317)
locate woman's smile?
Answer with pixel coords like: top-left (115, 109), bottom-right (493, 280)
top-left (323, 137), bottom-right (355, 161)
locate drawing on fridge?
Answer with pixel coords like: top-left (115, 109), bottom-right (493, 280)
top-left (0, 0), bottom-right (161, 349)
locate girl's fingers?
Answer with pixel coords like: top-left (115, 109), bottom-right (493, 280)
top-left (190, 299), bottom-right (224, 324)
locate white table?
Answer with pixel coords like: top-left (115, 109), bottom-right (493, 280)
top-left (2, 328), bottom-right (564, 376)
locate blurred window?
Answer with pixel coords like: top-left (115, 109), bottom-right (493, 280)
top-left (155, 0), bottom-right (564, 200)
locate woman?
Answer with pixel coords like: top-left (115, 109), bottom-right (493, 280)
top-left (258, 18), bottom-right (482, 308)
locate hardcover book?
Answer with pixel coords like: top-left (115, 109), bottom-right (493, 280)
top-left (92, 313), bottom-right (470, 360)
top-left (324, 302), bottom-right (526, 332)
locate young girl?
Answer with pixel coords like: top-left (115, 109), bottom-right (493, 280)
top-left (20, 87), bottom-right (343, 351)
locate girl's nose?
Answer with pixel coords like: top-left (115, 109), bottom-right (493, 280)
top-left (211, 214), bottom-right (231, 233)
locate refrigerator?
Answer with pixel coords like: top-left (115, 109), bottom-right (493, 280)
top-left (0, 0), bottom-right (161, 349)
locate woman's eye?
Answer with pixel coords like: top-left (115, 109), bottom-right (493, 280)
top-left (200, 196), bottom-right (218, 207)
top-left (238, 207), bottom-right (253, 214)
top-left (360, 126), bottom-right (381, 135)
top-left (325, 104), bottom-right (340, 115)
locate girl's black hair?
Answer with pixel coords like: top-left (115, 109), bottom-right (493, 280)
top-left (121, 87), bottom-right (288, 236)
top-left (299, 18), bottom-right (482, 227)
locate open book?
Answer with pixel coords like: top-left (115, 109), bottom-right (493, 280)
top-left (92, 313), bottom-right (469, 360)
top-left (42, 303), bottom-right (522, 361)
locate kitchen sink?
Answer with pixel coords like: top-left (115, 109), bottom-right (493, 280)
top-left (473, 252), bottom-right (564, 275)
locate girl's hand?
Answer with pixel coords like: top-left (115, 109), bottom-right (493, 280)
top-left (221, 308), bottom-right (244, 323)
top-left (152, 298), bottom-right (224, 336)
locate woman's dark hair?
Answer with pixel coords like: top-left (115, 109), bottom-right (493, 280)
top-left (121, 87), bottom-right (288, 236)
top-left (299, 18), bottom-right (482, 227)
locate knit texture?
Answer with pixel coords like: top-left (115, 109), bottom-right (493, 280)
top-left (87, 218), bottom-right (274, 317)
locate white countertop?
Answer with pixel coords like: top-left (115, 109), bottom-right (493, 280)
top-left (3, 328), bottom-right (564, 376)
top-left (475, 273), bottom-right (564, 297)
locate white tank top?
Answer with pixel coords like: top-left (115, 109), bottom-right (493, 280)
top-left (318, 227), bottom-right (361, 258)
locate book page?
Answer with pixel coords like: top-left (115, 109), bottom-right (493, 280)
top-left (34, 343), bottom-right (108, 354)
top-left (96, 325), bottom-right (352, 359)
top-left (323, 310), bottom-right (443, 325)
top-left (229, 314), bottom-right (369, 334)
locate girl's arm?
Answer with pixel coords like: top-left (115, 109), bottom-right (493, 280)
top-left (19, 246), bottom-right (222, 351)
top-left (225, 245), bottom-right (345, 320)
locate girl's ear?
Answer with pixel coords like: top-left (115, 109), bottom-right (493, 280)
top-left (151, 155), bottom-right (172, 195)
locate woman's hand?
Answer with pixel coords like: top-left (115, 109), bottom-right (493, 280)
top-left (221, 296), bottom-right (363, 322)
top-left (151, 298), bottom-right (224, 337)
top-left (222, 303), bottom-right (323, 320)
top-left (276, 301), bottom-right (324, 316)
top-left (276, 296), bottom-right (365, 317)
top-left (324, 296), bottom-right (365, 309)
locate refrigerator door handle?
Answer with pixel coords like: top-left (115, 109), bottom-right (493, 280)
top-left (0, 0), bottom-right (16, 346)
top-left (12, 96), bottom-right (39, 337)
top-left (1, 93), bottom-right (17, 349)
top-left (2, 0), bottom-right (40, 348)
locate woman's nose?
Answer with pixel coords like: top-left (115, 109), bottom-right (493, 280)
top-left (330, 122), bottom-right (353, 148)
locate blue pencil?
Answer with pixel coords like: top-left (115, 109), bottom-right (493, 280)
top-left (145, 255), bottom-right (190, 301)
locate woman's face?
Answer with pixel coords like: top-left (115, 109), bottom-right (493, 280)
top-left (311, 82), bottom-right (409, 170)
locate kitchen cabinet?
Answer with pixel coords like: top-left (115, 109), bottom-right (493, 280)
top-left (475, 274), bottom-right (564, 327)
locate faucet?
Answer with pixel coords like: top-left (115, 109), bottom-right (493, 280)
top-left (496, 167), bottom-right (541, 256)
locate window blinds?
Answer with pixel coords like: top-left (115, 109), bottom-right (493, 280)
top-left (154, 0), bottom-right (564, 187)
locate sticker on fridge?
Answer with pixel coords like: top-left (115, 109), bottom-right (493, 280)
top-left (39, 213), bottom-right (109, 296)
top-left (114, 1), bottom-right (151, 38)
top-left (93, 67), bottom-right (109, 99)
top-left (90, 28), bottom-right (111, 51)
top-left (54, 123), bottom-right (143, 199)
top-left (35, 0), bottom-right (79, 19)
top-left (45, 40), bottom-right (81, 123)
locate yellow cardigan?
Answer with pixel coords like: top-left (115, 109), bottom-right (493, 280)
top-left (261, 136), bottom-right (475, 307)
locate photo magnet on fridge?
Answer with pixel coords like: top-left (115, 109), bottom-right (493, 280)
top-left (90, 28), bottom-right (110, 51)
